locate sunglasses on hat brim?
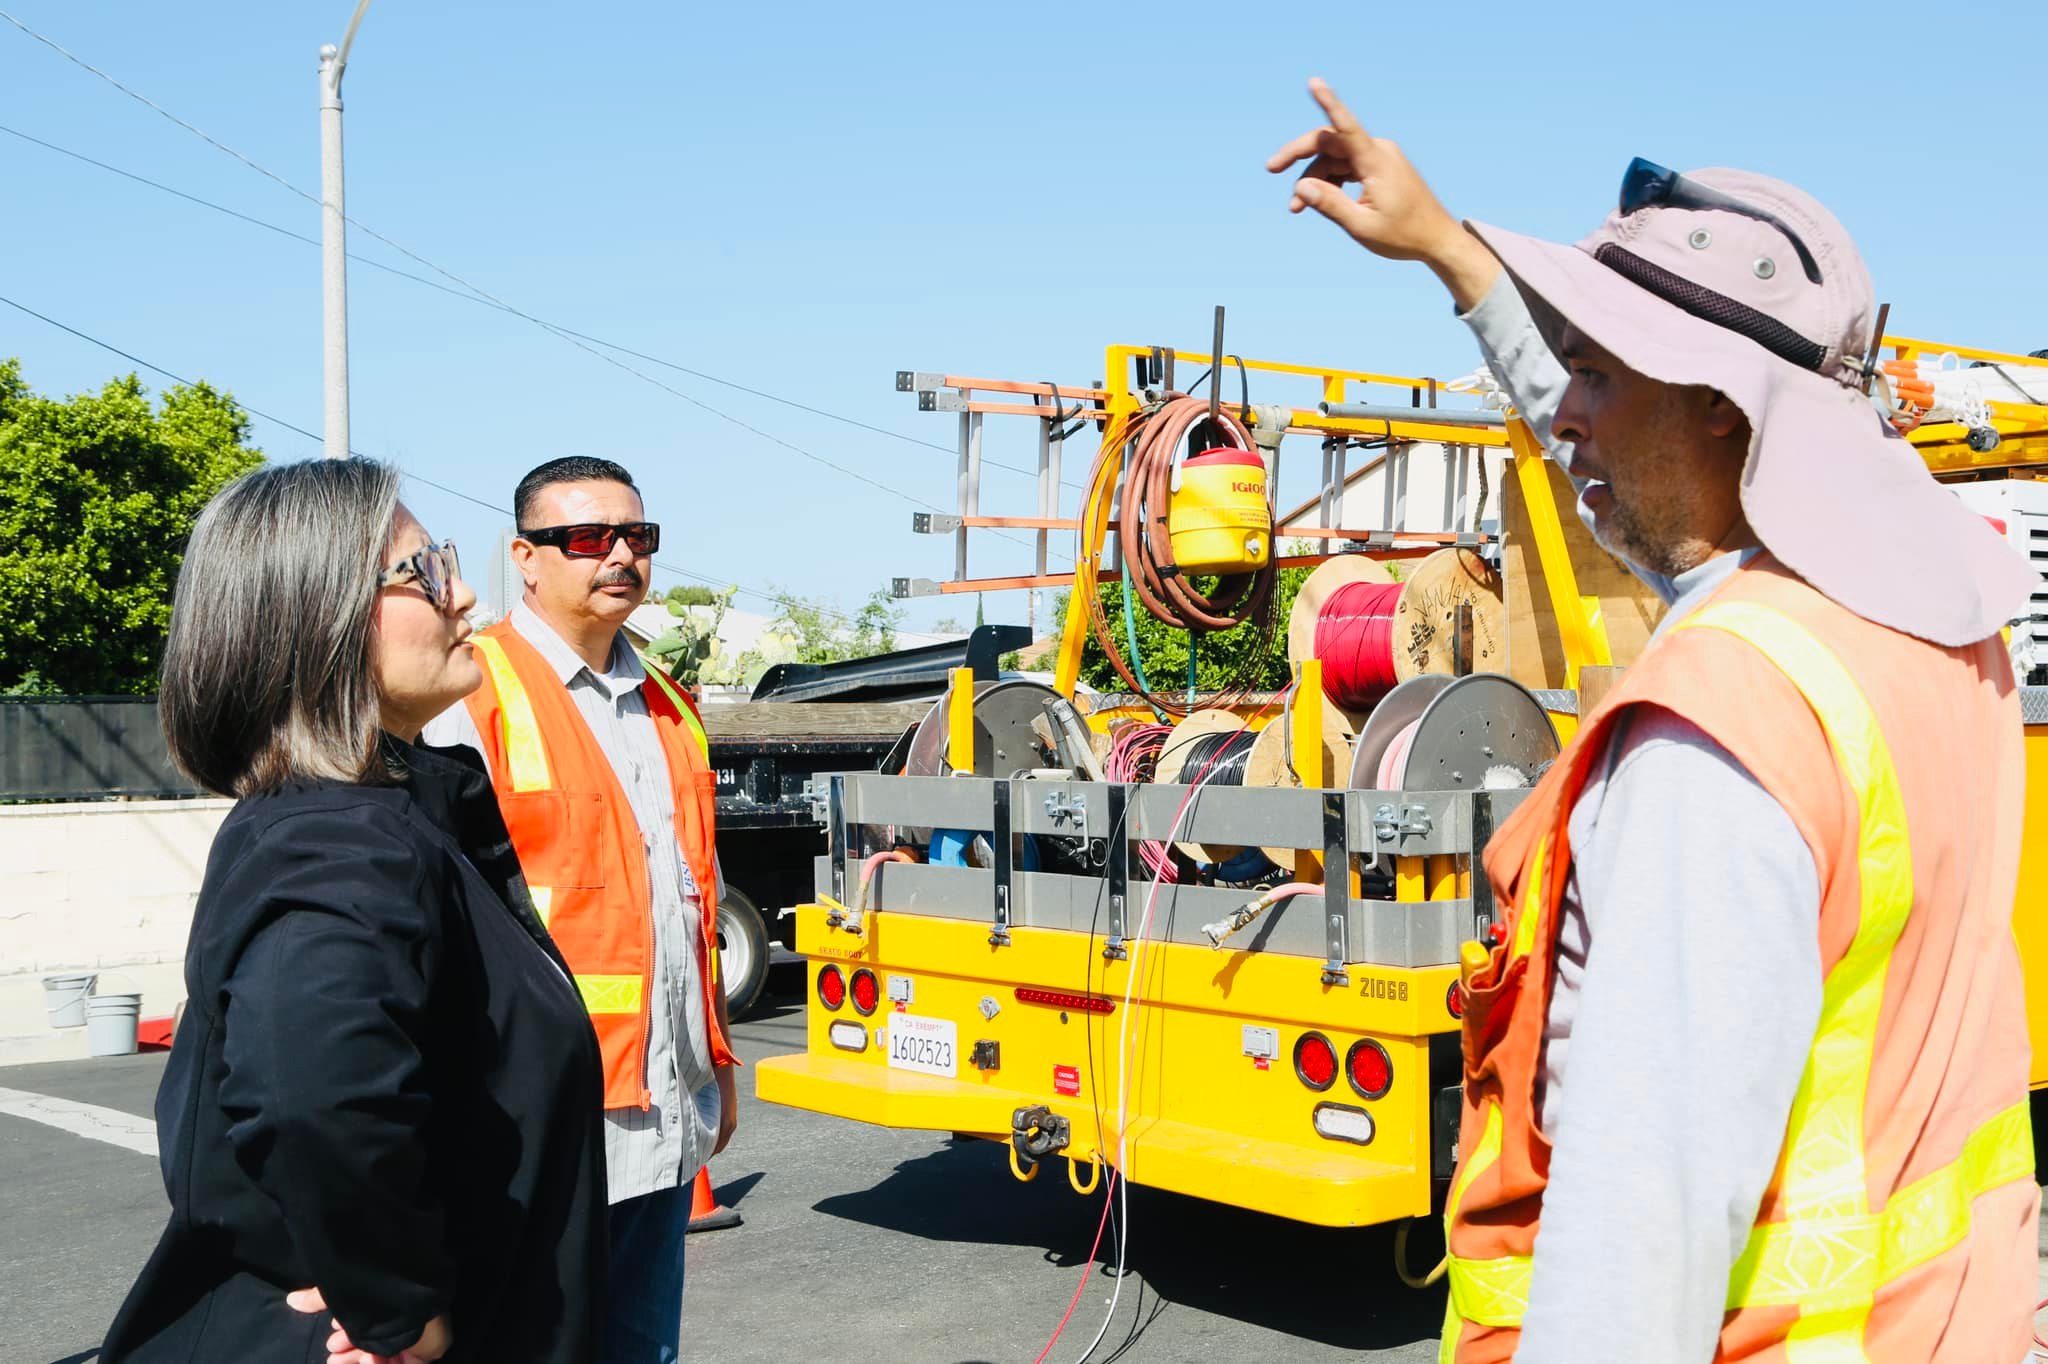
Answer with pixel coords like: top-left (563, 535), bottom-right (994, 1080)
top-left (1619, 157), bottom-right (1823, 286)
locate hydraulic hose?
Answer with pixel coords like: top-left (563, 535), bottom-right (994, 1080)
top-left (1119, 396), bottom-right (1272, 632)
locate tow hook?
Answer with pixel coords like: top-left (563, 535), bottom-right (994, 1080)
top-left (1009, 1104), bottom-right (1070, 1179)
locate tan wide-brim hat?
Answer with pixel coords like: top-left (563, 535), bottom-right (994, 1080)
top-left (1468, 164), bottom-right (2032, 647)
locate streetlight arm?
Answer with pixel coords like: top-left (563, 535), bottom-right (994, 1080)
top-left (322, 0), bottom-right (376, 104)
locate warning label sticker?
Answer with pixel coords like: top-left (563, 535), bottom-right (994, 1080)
top-left (1053, 1064), bottom-right (1081, 1096)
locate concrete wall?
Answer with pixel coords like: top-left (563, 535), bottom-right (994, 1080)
top-left (0, 798), bottom-right (228, 976)
top-left (0, 798), bottom-right (227, 1062)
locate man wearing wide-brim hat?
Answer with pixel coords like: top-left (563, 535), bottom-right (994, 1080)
top-left (1272, 78), bottom-right (2039, 1363)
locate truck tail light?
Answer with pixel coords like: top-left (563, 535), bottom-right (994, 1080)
top-left (1446, 981), bottom-right (1465, 1019)
top-left (1347, 1039), bottom-right (1393, 1100)
top-left (828, 1021), bottom-right (867, 1052)
top-left (817, 965), bottom-right (846, 1011)
top-left (1294, 1031), bottom-right (1337, 1091)
top-left (1313, 1102), bottom-right (1376, 1145)
top-left (850, 968), bottom-right (880, 1015)
top-left (1014, 987), bottom-right (1115, 1015)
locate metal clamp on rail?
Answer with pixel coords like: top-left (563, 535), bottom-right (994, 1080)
top-left (1322, 792), bottom-right (1350, 986)
top-left (1372, 801), bottom-right (1434, 844)
top-left (989, 780), bottom-right (1013, 947)
top-left (1102, 784), bottom-right (1129, 960)
top-left (823, 774), bottom-right (851, 928)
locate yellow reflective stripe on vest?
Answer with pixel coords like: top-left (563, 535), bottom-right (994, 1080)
top-left (1679, 602), bottom-right (1910, 1360)
top-left (1510, 834), bottom-right (1550, 961)
top-left (470, 635), bottom-right (552, 792)
top-left (529, 885), bottom-right (552, 927)
top-left (642, 665), bottom-right (709, 758)
top-left (576, 973), bottom-right (643, 1015)
top-left (1442, 602), bottom-right (1984, 1355)
top-left (1440, 1103), bottom-right (1518, 1361)
top-left (1726, 1099), bottom-right (2034, 1310)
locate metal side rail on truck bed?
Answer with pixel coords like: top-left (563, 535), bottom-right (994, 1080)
top-left (755, 769), bottom-right (1528, 1229)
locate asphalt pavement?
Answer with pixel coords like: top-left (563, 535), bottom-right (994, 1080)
top-left (25, 968), bottom-right (2041, 1362)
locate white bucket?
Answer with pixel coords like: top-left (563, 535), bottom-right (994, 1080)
top-left (85, 992), bottom-right (142, 1058)
top-left (42, 972), bottom-right (98, 1029)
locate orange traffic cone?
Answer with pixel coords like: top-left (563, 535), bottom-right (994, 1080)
top-left (685, 1165), bottom-right (741, 1234)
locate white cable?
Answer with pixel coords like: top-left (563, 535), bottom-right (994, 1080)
top-left (1071, 756), bottom-right (1231, 1364)
top-left (1442, 362), bottom-right (1513, 411)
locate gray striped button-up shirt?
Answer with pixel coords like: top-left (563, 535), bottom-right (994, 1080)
top-left (424, 599), bottom-right (718, 1205)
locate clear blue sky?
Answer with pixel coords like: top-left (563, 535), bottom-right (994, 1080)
top-left (5, 1), bottom-right (2043, 635)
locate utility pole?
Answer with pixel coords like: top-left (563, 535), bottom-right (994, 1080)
top-left (318, 2), bottom-right (375, 459)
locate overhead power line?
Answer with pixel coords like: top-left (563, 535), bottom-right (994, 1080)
top-left (0, 291), bottom-right (901, 627)
top-left (0, 12), bottom-right (1081, 516)
top-left (0, 122), bottom-right (979, 468)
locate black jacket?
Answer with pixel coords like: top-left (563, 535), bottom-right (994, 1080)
top-left (103, 739), bottom-right (606, 1364)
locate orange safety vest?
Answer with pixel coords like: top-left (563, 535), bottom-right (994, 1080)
top-left (462, 621), bottom-right (737, 1111)
top-left (1442, 559), bottom-right (2036, 1363)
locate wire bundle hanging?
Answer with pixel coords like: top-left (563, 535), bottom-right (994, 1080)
top-left (1104, 721), bottom-right (1181, 884)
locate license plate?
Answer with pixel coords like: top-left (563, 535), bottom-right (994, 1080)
top-left (885, 1013), bottom-right (957, 1078)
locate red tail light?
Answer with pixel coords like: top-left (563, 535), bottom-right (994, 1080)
top-left (817, 965), bottom-right (846, 1011)
top-left (1294, 1032), bottom-right (1337, 1091)
top-left (1014, 987), bottom-right (1115, 1015)
top-left (850, 968), bottom-right (880, 1015)
top-left (1347, 1038), bottom-right (1393, 1100)
top-left (1446, 981), bottom-right (1465, 1019)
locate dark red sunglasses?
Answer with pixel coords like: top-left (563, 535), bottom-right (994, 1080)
top-left (519, 521), bottom-right (660, 558)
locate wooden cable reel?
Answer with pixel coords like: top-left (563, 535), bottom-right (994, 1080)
top-left (1287, 547), bottom-right (1507, 727)
top-left (1151, 707), bottom-right (1257, 865)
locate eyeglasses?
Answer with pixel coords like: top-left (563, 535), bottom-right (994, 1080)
top-left (380, 540), bottom-right (462, 611)
top-left (518, 521), bottom-right (661, 558)
top-left (1618, 157), bottom-right (1823, 285)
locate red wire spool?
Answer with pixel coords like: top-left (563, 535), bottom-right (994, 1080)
top-left (1288, 548), bottom-right (1507, 730)
top-left (1314, 580), bottom-right (1404, 712)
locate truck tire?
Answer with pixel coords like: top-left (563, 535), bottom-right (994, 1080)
top-left (717, 884), bottom-right (773, 1020)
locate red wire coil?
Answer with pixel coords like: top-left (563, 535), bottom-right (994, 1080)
top-left (1314, 580), bottom-right (1403, 711)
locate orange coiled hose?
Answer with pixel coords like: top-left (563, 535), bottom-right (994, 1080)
top-left (1117, 396), bottom-right (1272, 632)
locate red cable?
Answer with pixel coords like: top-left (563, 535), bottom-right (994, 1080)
top-left (1033, 691), bottom-right (1291, 1364)
top-left (1030, 1168), bottom-right (1121, 1364)
top-left (1315, 580), bottom-right (1403, 710)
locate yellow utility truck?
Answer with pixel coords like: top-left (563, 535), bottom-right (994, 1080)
top-left (756, 334), bottom-right (2048, 1255)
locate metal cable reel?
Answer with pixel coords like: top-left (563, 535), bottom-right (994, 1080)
top-left (901, 680), bottom-right (1082, 780)
top-left (1348, 674), bottom-right (1558, 877)
top-left (899, 681), bottom-right (1094, 869)
top-left (1349, 674), bottom-right (1556, 794)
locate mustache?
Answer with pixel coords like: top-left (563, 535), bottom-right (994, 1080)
top-left (593, 566), bottom-right (642, 590)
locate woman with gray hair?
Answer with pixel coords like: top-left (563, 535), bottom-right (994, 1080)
top-left (102, 458), bottom-right (606, 1364)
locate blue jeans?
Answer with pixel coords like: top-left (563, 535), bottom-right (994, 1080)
top-left (599, 1183), bottom-right (691, 1364)
top-left (600, 1084), bottom-right (722, 1364)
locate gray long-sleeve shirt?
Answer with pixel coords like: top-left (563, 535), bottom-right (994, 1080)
top-left (1459, 275), bottom-right (1822, 1362)
top-left (423, 599), bottom-right (719, 1206)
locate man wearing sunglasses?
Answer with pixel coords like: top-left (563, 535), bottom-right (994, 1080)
top-left (424, 456), bottom-right (737, 1364)
top-left (1271, 80), bottom-right (2035, 1363)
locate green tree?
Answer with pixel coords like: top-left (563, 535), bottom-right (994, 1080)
top-left (730, 587), bottom-right (906, 682)
top-left (771, 587), bottom-right (901, 663)
top-left (661, 584), bottom-right (722, 609)
top-left (0, 361), bottom-right (264, 695)
top-left (1060, 555), bottom-right (1404, 694)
